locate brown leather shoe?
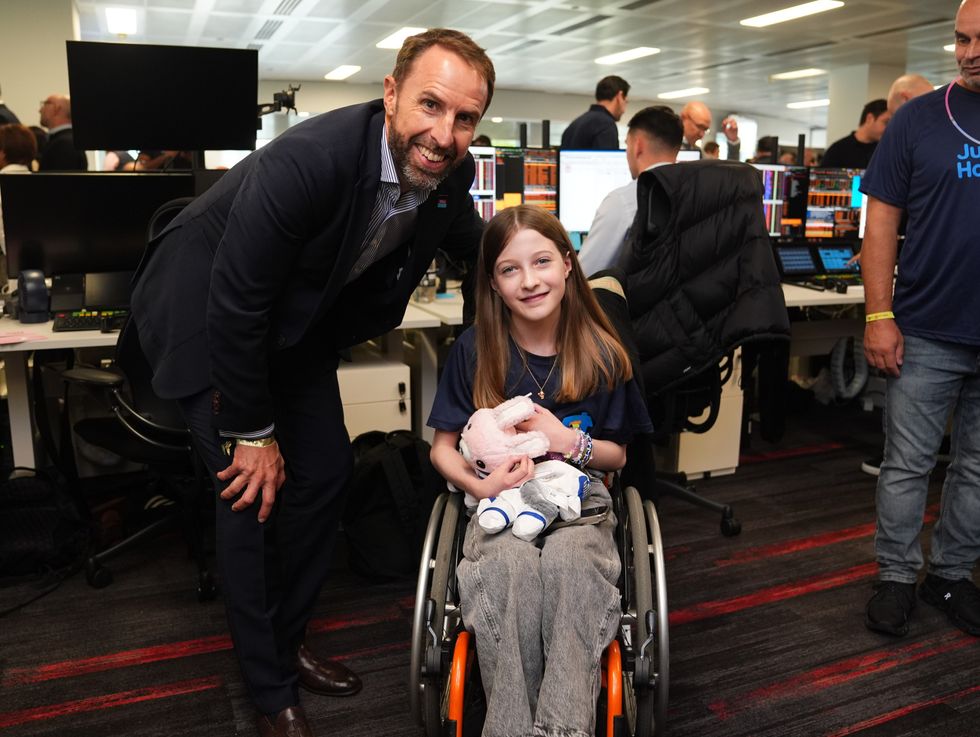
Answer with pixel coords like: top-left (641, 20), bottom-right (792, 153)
top-left (296, 643), bottom-right (362, 696)
top-left (255, 705), bottom-right (314, 737)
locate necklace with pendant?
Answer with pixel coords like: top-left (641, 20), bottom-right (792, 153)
top-left (517, 345), bottom-right (558, 400)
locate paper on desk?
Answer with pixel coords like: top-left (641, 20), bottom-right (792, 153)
top-left (0, 331), bottom-right (48, 345)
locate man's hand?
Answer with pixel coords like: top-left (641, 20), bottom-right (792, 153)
top-left (863, 319), bottom-right (904, 377)
top-left (217, 443), bottom-right (287, 523)
top-left (721, 116), bottom-right (739, 143)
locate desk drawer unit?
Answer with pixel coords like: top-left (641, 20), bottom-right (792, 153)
top-left (337, 359), bottom-right (411, 437)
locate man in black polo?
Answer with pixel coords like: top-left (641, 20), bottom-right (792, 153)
top-left (561, 75), bottom-right (629, 150)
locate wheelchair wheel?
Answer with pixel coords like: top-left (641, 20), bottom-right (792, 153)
top-left (622, 485), bottom-right (654, 737)
top-left (410, 492), bottom-right (464, 736)
top-left (643, 499), bottom-right (670, 737)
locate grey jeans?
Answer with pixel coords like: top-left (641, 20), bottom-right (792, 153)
top-left (876, 334), bottom-right (980, 582)
top-left (457, 481), bottom-right (621, 737)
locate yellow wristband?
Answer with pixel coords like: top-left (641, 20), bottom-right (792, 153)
top-left (865, 311), bottom-right (895, 323)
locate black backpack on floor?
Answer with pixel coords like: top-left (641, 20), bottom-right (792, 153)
top-left (0, 468), bottom-right (90, 584)
top-left (342, 431), bottom-right (442, 582)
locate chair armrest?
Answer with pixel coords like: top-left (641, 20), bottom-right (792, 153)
top-left (63, 366), bottom-right (125, 389)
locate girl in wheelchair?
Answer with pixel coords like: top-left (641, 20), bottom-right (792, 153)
top-left (428, 205), bottom-right (652, 737)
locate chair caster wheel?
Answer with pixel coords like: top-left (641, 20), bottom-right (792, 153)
top-left (85, 561), bottom-right (113, 588)
top-left (197, 572), bottom-right (217, 602)
top-left (721, 516), bottom-right (741, 537)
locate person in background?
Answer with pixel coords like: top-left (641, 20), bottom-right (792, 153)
top-left (0, 123), bottom-right (36, 288)
top-left (129, 28), bottom-right (493, 737)
top-left (821, 99), bottom-right (891, 168)
top-left (887, 73), bottom-right (934, 114)
top-left (37, 93), bottom-right (87, 171)
top-left (701, 140), bottom-right (720, 159)
top-left (0, 83), bottom-right (20, 126)
top-left (134, 150), bottom-right (193, 170)
top-left (779, 150), bottom-right (797, 165)
top-left (861, 0), bottom-right (980, 640)
top-left (103, 150), bottom-right (135, 171)
top-left (472, 133), bottom-right (492, 146)
top-left (679, 101), bottom-right (741, 159)
top-left (749, 135), bottom-right (778, 164)
top-left (560, 75), bottom-right (629, 150)
top-left (577, 106), bottom-right (683, 276)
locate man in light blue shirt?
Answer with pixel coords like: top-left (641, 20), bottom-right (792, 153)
top-left (578, 106), bottom-right (683, 276)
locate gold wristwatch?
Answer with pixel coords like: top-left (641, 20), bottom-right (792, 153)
top-left (221, 436), bottom-right (276, 456)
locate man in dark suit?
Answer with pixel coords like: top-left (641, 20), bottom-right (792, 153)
top-left (131, 28), bottom-right (494, 737)
top-left (561, 75), bottom-right (629, 150)
top-left (37, 93), bottom-right (87, 170)
top-left (0, 83), bottom-right (19, 126)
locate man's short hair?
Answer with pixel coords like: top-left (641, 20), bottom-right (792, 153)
top-left (757, 135), bottom-right (778, 154)
top-left (859, 98), bottom-right (888, 125)
top-left (392, 28), bottom-right (496, 113)
top-left (596, 75), bottom-right (630, 102)
top-left (702, 141), bottom-right (720, 155)
top-left (0, 123), bottom-right (37, 167)
top-left (626, 105), bottom-right (682, 151)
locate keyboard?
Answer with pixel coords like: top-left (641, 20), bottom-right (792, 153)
top-left (52, 309), bottom-right (128, 333)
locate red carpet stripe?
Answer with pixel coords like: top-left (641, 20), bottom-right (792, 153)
top-left (0, 675), bottom-right (221, 729)
top-left (823, 682), bottom-right (980, 737)
top-left (708, 631), bottom-right (977, 719)
top-left (739, 442), bottom-right (845, 464)
top-left (669, 562), bottom-right (877, 626)
top-left (714, 505), bottom-right (940, 567)
top-left (4, 606), bottom-right (402, 686)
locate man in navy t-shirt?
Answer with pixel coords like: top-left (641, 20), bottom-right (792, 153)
top-left (860, 0), bottom-right (980, 639)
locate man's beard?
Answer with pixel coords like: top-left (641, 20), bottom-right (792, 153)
top-left (388, 119), bottom-right (459, 191)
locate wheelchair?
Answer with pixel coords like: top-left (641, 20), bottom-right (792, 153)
top-left (409, 482), bottom-right (669, 737)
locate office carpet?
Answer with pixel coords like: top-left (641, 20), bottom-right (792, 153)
top-left (1, 401), bottom-right (978, 737)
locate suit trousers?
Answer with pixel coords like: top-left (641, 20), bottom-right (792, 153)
top-left (178, 347), bottom-right (353, 716)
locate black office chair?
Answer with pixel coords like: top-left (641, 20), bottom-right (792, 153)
top-left (616, 160), bottom-right (791, 536)
top-left (54, 196), bottom-right (215, 595)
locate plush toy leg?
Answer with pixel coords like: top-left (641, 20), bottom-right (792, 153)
top-left (512, 480), bottom-right (560, 542)
top-left (477, 487), bottom-right (522, 534)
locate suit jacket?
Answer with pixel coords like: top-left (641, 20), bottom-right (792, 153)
top-left (0, 103), bottom-right (19, 126)
top-left (131, 99), bottom-right (483, 433)
top-left (38, 128), bottom-right (87, 170)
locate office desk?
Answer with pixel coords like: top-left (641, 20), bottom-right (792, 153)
top-left (781, 282), bottom-right (865, 358)
top-left (0, 304), bottom-right (443, 470)
top-left (781, 282), bottom-right (865, 308)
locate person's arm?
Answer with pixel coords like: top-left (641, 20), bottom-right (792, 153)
top-left (861, 196), bottom-right (904, 376)
top-left (430, 429), bottom-right (534, 500)
top-left (517, 405), bottom-right (628, 471)
top-left (578, 187), bottom-right (631, 277)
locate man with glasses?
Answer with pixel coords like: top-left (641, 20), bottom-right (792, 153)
top-left (37, 94), bottom-right (86, 170)
top-left (679, 100), bottom-right (741, 160)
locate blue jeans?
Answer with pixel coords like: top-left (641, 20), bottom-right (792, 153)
top-left (457, 482), bottom-right (621, 737)
top-left (876, 334), bottom-right (980, 582)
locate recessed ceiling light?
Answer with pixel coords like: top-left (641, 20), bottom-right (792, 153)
top-left (324, 65), bottom-right (361, 80)
top-left (105, 7), bottom-right (138, 35)
top-left (770, 67), bottom-right (827, 80)
top-left (786, 98), bottom-right (830, 109)
top-left (741, 1), bottom-right (844, 28)
top-left (490, 116), bottom-right (503, 123)
top-left (657, 87), bottom-right (709, 100)
top-left (594, 47), bottom-right (660, 65)
top-left (944, 43), bottom-right (956, 52)
top-left (376, 27), bottom-right (428, 50)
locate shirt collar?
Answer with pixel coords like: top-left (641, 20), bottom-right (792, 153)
top-left (380, 124), bottom-right (400, 186)
top-left (46, 124), bottom-right (72, 135)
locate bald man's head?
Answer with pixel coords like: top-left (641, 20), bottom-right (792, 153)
top-left (680, 100), bottom-right (712, 146)
top-left (887, 74), bottom-right (933, 113)
top-left (39, 94), bottom-right (71, 128)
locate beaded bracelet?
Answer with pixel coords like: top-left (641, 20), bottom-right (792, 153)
top-left (563, 429), bottom-right (593, 468)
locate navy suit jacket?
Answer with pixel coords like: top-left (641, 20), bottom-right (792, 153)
top-left (131, 99), bottom-right (483, 433)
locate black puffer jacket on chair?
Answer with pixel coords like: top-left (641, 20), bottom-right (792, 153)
top-left (622, 159), bottom-right (790, 396)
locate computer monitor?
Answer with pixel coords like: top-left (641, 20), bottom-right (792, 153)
top-left (522, 149), bottom-right (557, 214)
top-left (815, 241), bottom-right (860, 275)
top-left (557, 150), bottom-right (631, 246)
top-left (66, 41), bottom-right (258, 151)
top-left (805, 167), bottom-right (865, 239)
top-left (0, 172), bottom-right (196, 278)
top-left (857, 192), bottom-right (869, 239)
top-left (675, 149), bottom-right (701, 162)
top-left (773, 243), bottom-right (819, 279)
top-left (753, 164), bottom-right (808, 238)
top-left (468, 145), bottom-right (496, 221)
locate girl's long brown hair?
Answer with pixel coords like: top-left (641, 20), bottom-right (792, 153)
top-left (472, 205), bottom-right (633, 409)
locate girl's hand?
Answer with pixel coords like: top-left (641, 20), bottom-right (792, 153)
top-left (517, 404), bottom-right (578, 455)
top-left (474, 455), bottom-right (534, 499)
